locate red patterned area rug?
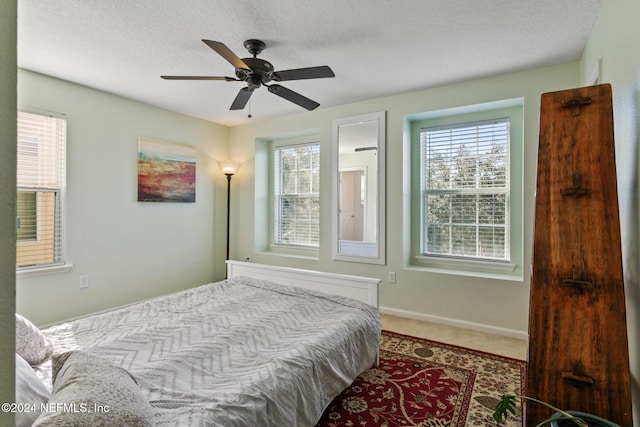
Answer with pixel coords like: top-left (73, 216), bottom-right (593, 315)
top-left (316, 331), bottom-right (526, 427)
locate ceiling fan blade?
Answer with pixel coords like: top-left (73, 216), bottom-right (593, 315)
top-left (267, 84), bottom-right (320, 111)
top-left (273, 66), bottom-right (335, 82)
top-left (161, 75), bottom-right (239, 81)
top-left (202, 40), bottom-right (251, 71)
top-left (230, 87), bottom-right (254, 110)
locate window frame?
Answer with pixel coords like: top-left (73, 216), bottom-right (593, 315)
top-left (271, 140), bottom-right (321, 251)
top-left (16, 107), bottom-right (70, 275)
top-left (419, 118), bottom-right (511, 262)
top-left (409, 102), bottom-right (523, 280)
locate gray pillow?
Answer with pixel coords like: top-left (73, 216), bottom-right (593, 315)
top-left (32, 351), bottom-right (155, 427)
top-left (15, 313), bottom-right (54, 365)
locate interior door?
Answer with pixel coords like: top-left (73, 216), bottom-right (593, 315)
top-left (339, 170), bottom-right (364, 241)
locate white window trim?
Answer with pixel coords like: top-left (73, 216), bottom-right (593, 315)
top-left (16, 263), bottom-right (74, 278)
top-left (419, 118), bottom-right (511, 262)
top-left (271, 140), bottom-right (321, 250)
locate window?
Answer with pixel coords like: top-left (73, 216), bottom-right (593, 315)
top-left (16, 109), bottom-right (67, 270)
top-left (273, 143), bottom-right (320, 247)
top-left (419, 118), bottom-right (510, 261)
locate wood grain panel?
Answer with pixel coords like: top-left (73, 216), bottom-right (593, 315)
top-left (527, 84), bottom-right (632, 426)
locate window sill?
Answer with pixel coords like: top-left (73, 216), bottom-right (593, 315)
top-left (17, 263), bottom-right (74, 278)
top-left (412, 255), bottom-right (522, 281)
top-left (265, 244), bottom-right (320, 260)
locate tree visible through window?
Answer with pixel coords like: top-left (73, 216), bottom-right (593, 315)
top-left (420, 119), bottom-right (510, 261)
top-left (16, 110), bottom-right (67, 269)
top-left (273, 143), bottom-right (320, 247)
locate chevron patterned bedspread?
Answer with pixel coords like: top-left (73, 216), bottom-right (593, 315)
top-left (41, 276), bottom-right (381, 426)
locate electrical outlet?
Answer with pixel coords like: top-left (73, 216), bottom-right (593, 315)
top-left (79, 275), bottom-right (89, 289)
top-left (388, 271), bottom-right (396, 284)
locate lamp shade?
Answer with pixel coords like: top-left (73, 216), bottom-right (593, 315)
top-left (218, 160), bottom-right (240, 175)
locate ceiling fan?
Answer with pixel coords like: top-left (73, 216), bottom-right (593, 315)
top-left (161, 39), bottom-right (335, 112)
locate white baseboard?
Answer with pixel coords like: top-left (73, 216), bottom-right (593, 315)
top-left (379, 306), bottom-right (529, 342)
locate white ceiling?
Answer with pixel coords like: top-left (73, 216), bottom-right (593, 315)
top-left (18, 0), bottom-right (604, 127)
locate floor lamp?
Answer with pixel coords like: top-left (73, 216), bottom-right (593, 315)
top-left (218, 160), bottom-right (240, 272)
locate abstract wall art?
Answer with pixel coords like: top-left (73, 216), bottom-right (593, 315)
top-left (137, 137), bottom-right (196, 202)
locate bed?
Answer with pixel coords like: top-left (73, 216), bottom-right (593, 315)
top-left (15, 261), bottom-right (381, 427)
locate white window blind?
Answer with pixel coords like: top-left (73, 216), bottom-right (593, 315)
top-left (16, 109), bottom-right (67, 269)
top-left (273, 143), bottom-right (320, 247)
top-left (420, 118), bottom-right (510, 261)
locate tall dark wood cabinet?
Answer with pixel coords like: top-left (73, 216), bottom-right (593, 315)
top-left (527, 84), bottom-right (632, 426)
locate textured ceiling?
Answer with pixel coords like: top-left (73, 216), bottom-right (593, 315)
top-left (18, 0), bottom-right (604, 127)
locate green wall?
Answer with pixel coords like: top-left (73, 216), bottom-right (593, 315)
top-left (580, 0), bottom-right (640, 422)
top-left (228, 61), bottom-right (579, 337)
top-left (0, 0), bottom-right (16, 422)
top-left (16, 70), bottom-right (230, 326)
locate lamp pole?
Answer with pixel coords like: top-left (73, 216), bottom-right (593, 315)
top-left (219, 159), bottom-right (239, 279)
top-left (225, 172), bottom-right (232, 261)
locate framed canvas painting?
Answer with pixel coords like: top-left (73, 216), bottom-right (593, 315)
top-left (137, 137), bottom-right (196, 202)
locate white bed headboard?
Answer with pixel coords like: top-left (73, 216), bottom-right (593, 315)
top-left (226, 261), bottom-right (380, 309)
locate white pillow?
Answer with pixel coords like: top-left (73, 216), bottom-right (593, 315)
top-left (15, 313), bottom-right (54, 365)
top-left (15, 353), bottom-right (51, 427)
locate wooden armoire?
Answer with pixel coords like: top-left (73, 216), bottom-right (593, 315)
top-left (527, 84), bottom-right (632, 426)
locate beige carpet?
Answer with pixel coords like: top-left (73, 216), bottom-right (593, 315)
top-left (381, 313), bottom-right (527, 360)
